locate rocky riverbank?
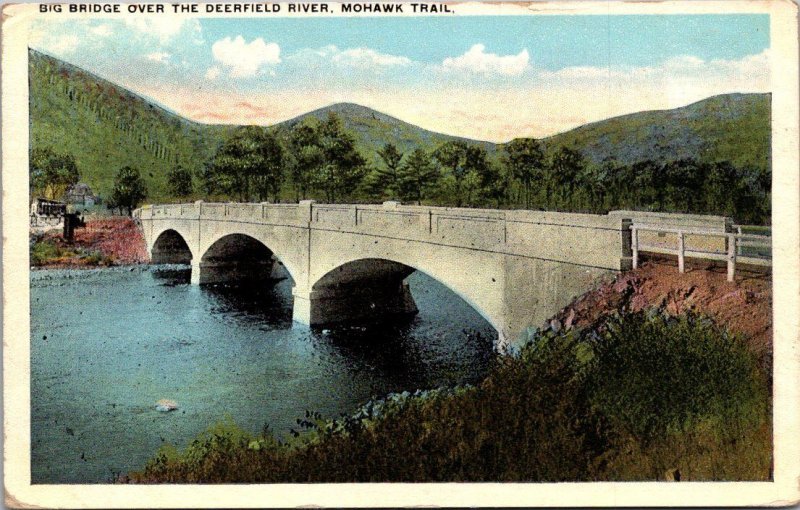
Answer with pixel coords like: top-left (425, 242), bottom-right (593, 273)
top-left (30, 217), bottom-right (149, 268)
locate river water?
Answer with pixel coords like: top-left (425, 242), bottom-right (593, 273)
top-left (30, 266), bottom-right (496, 483)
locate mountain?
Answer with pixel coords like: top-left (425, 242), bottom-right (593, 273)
top-left (542, 93), bottom-right (771, 172)
top-left (29, 49), bottom-right (770, 202)
top-left (28, 49), bottom-right (233, 200)
top-left (273, 102), bottom-right (496, 162)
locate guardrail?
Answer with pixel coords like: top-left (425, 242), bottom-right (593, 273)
top-left (631, 223), bottom-right (771, 281)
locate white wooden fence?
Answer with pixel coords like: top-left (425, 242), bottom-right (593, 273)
top-left (630, 223), bottom-right (771, 281)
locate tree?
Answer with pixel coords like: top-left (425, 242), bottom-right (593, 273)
top-left (287, 123), bottom-right (324, 201)
top-left (463, 145), bottom-right (492, 206)
top-left (167, 165), bottom-right (193, 199)
top-left (206, 126), bottom-right (285, 201)
top-left (662, 159), bottom-right (702, 212)
top-left (547, 147), bottom-right (585, 208)
top-left (316, 113), bottom-right (366, 203)
top-left (503, 138), bottom-right (544, 209)
top-left (29, 147), bottom-right (80, 200)
top-left (482, 160), bottom-right (510, 208)
top-left (373, 143), bottom-right (404, 198)
top-left (398, 148), bottom-right (439, 204)
top-left (111, 165), bottom-right (147, 215)
top-left (251, 132), bottom-right (285, 202)
top-left (433, 141), bottom-right (469, 206)
top-left (630, 160), bottom-right (661, 210)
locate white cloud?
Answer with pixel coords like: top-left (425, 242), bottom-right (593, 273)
top-left (332, 47), bottom-right (411, 68)
top-left (125, 18), bottom-right (201, 44)
top-left (288, 45), bottom-right (412, 70)
top-left (204, 67), bottom-right (221, 80)
top-left (539, 49), bottom-right (770, 91)
top-left (145, 52), bottom-right (170, 63)
top-left (212, 36), bottom-right (281, 78)
top-left (90, 24), bottom-right (113, 37)
top-left (442, 44), bottom-right (530, 76)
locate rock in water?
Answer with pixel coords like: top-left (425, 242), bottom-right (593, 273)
top-left (155, 399), bottom-right (178, 412)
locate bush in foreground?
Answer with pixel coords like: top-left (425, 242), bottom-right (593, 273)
top-left (128, 309), bottom-right (770, 483)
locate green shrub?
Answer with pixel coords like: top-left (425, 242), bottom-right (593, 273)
top-left (586, 310), bottom-right (768, 444)
top-left (81, 250), bottom-right (114, 266)
top-left (30, 239), bottom-right (61, 265)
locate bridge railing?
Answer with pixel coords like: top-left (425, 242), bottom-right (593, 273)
top-left (135, 201), bottom-right (642, 270)
top-left (630, 223), bottom-right (771, 281)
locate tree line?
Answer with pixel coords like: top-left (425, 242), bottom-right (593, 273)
top-left (29, 111), bottom-right (771, 224)
top-left (29, 147), bottom-right (147, 215)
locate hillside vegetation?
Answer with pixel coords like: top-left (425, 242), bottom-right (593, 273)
top-left (542, 93), bottom-right (771, 172)
top-left (29, 50), bottom-right (771, 223)
top-left (273, 102), bottom-right (496, 165)
top-left (29, 49), bottom-right (232, 200)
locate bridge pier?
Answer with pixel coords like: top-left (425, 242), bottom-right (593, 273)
top-left (196, 259), bottom-right (275, 285)
top-left (190, 259), bottom-right (201, 285)
top-left (190, 257), bottom-right (288, 285)
top-left (293, 259), bottom-right (419, 326)
top-left (292, 282), bottom-right (417, 326)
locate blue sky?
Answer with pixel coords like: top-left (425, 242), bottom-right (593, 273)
top-left (200, 15), bottom-right (769, 69)
top-left (30, 11), bottom-right (771, 141)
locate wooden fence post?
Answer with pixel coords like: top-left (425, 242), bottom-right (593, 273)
top-left (631, 226), bottom-right (639, 269)
top-left (736, 226), bottom-right (743, 256)
top-left (727, 233), bottom-right (736, 282)
top-left (678, 231), bottom-right (685, 273)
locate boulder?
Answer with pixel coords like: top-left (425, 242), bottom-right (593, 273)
top-left (155, 399), bottom-right (178, 412)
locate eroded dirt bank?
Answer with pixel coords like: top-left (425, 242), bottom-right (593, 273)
top-left (549, 256), bottom-right (772, 362)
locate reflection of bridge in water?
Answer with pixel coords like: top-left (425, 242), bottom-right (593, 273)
top-left (134, 201), bottom-right (733, 345)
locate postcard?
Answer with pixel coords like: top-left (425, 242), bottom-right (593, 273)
top-left (2, 0), bottom-right (799, 507)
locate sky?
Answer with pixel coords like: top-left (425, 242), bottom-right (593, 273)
top-left (29, 12), bottom-right (771, 142)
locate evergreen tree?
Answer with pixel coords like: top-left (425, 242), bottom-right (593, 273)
top-left (433, 141), bottom-right (469, 206)
top-left (316, 112), bottom-right (367, 203)
top-left (547, 147), bottom-right (585, 208)
top-left (111, 165), bottom-right (147, 215)
top-left (205, 126), bottom-right (284, 202)
top-left (398, 148), bottom-right (439, 204)
top-left (167, 165), bottom-right (193, 199)
top-left (503, 138), bottom-right (544, 209)
top-left (287, 123), bottom-right (324, 201)
top-left (373, 143), bottom-right (404, 198)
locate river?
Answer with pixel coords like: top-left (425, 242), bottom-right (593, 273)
top-left (30, 266), bottom-right (496, 483)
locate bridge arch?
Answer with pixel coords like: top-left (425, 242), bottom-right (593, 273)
top-left (196, 233), bottom-right (296, 286)
top-left (150, 229), bottom-right (194, 264)
top-left (304, 255), bottom-right (502, 335)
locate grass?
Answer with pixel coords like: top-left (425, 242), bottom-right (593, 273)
top-left (30, 237), bottom-right (114, 266)
top-left (126, 309), bottom-right (771, 483)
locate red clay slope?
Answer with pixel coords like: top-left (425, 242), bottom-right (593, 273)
top-left (549, 257), bottom-right (772, 363)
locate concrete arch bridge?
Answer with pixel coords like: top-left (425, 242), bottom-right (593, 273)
top-left (135, 201), bottom-right (641, 345)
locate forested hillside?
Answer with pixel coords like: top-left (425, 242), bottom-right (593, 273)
top-left (29, 49), bottom-right (771, 223)
top-left (273, 102), bottom-right (496, 164)
top-left (28, 49), bottom-right (232, 200)
top-left (543, 93), bottom-right (771, 173)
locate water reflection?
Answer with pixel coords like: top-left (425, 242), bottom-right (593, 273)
top-left (31, 266), bottom-right (496, 483)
